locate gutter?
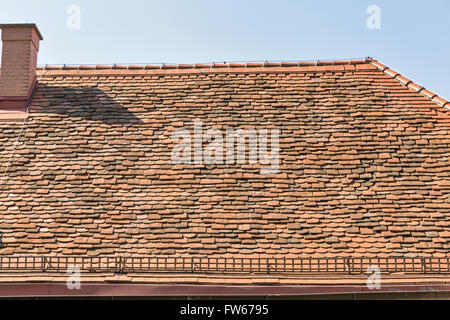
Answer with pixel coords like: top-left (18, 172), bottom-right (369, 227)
top-left (0, 283), bottom-right (449, 298)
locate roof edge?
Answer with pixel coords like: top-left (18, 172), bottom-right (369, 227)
top-left (368, 58), bottom-right (450, 110)
top-left (35, 59), bottom-right (379, 77)
top-left (36, 58), bottom-right (369, 71)
top-left (0, 282), bottom-right (448, 297)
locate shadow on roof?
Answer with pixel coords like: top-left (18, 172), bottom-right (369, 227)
top-left (31, 84), bottom-right (143, 124)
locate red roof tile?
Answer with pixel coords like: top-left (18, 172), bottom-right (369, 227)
top-left (0, 58), bottom-right (449, 284)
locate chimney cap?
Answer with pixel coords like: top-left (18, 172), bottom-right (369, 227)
top-left (0, 23), bottom-right (43, 40)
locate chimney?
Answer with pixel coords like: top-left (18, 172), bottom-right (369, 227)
top-left (0, 24), bottom-right (43, 111)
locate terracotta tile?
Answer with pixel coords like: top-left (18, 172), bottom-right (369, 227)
top-left (0, 58), bottom-right (448, 265)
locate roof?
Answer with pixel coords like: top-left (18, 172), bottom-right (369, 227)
top-left (0, 58), bottom-right (449, 289)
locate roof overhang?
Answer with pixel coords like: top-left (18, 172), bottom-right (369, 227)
top-left (0, 282), bottom-right (449, 298)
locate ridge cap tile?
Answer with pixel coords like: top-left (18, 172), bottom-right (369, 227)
top-left (369, 59), bottom-right (449, 110)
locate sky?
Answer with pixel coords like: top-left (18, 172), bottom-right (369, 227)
top-left (0, 0), bottom-right (449, 100)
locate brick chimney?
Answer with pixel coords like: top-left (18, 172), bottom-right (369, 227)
top-left (0, 24), bottom-right (43, 111)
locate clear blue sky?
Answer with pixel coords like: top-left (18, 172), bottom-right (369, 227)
top-left (1, 0), bottom-right (449, 100)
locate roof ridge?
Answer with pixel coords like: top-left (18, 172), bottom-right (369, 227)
top-left (36, 58), bottom-right (370, 71)
top-left (368, 58), bottom-right (449, 110)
